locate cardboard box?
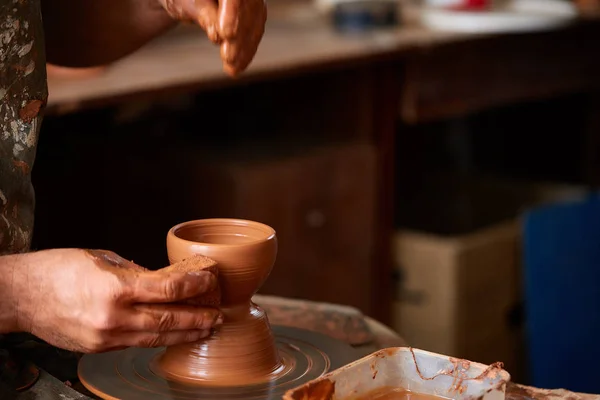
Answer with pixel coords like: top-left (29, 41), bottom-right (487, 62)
top-left (392, 221), bottom-right (523, 378)
top-left (391, 180), bottom-right (587, 382)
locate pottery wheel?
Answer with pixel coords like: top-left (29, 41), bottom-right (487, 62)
top-left (78, 325), bottom-right (358, 400)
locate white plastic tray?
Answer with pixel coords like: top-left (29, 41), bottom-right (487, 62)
top-left (284, 347), bottom-right (511, 400)
top-left (420, 0), bottom-right (578, 34)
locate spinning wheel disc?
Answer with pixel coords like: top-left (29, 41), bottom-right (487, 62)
top-left (78, 325), bottom-right (358, 400)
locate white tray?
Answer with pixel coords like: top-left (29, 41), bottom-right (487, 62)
top-left (284, 347), bottom-right (511, 400)
top-left (420, 0), bottom-right (578, 33)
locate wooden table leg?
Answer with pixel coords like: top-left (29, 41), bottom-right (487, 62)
top-left (370, 63), bottom-right (401, 326)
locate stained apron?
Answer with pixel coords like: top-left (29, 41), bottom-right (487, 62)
top-left (0, 3), bottom-right (81, 399)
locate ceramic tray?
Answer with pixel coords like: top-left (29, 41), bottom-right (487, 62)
top-left (283, 347), bottom-right (511, 400)
top-left (419, 0), bottom-right (578, 34)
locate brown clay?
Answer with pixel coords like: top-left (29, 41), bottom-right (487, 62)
top-left (156, 218), bottom-right (281, 386)
top-left (288, 379), bottom-right (335, 400)
top-left (158, 254), bottom-right (221, 307)
top-left (352, 388), bottom-right (450, 400)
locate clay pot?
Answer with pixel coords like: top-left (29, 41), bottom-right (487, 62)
top-left (156, 218), bottom-right (282, 386)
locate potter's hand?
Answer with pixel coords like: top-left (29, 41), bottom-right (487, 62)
top-left (157, 0), bottom-right (267, 76)
top-left (6, 249), bottom-right (222, 353)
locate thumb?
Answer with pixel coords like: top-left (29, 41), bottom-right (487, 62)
top-left (122, 270), bottom-right (218, 303)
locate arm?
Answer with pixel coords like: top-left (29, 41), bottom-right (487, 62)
top-left (0, 255), bottom-right (18, 333)
top-left (41, 0), bottom-right (176, 68)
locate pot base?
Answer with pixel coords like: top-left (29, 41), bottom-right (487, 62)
top-left (155, 302), bottom-right (282, 387)
top-left (78, 325), bottom-right (358, 400)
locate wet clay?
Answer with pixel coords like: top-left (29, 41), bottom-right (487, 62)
top-left (288, 379), bottom-right (335, 400)
top-left (159, 254), bottom-right (221, 307)
top-left (156, 219), bottom-right (281, 386)
top-left (353, 388), bottom-right (450, 400)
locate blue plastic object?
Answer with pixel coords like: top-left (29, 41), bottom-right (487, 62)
top-left (523, 193), bottom-right (600, 393)
top-left (332, 0), bottom-right (398, 33)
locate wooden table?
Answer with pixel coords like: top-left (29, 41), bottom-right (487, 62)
top-left (40, 1), bottom-right (600, 325)
top-left (45, 3), bottom-right (474, 115)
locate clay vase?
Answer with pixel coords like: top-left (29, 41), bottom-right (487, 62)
top-left (156, 218), bottom-right (281, 386)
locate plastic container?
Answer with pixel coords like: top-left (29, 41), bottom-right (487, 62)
top-left (283, 347), bottom-right (510, 400)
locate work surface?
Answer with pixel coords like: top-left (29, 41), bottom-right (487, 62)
top-left (45, 2), bottom-right (472, 114)
top-left (45, 2), bottom-right (600, 124)
top-left (15, 295), bottom-right (600, 400)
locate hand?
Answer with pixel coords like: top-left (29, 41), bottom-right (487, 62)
top-left (158, 0), bottom-right (267, 76)
top-left (10, 249), bottom-right (223, 353)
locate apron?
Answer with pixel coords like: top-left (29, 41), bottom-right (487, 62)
top-left (0, 2), bottom-right (81, 396)
top-left (0, 0), bottom-right (47, 256)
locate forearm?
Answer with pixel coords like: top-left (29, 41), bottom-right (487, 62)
top-left (42, 0), bottom-right (176, 67)
top-left (0, 255), bottom-right (19, 333)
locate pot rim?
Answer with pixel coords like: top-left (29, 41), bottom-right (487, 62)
top-left (167, 218), bottom-right (276, 248)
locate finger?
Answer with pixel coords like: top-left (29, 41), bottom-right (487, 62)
top-left (219, 0), bottom-right (266, 76)
top-left (221, 43), bottom-right (244, 77)
top-left (125, 304), bottom-right (223, 332)
top-left (124, 329), bottom-right (212, 348)
top-left (223, 42), bottom-right (256, 76)
top-left (223, 60), bottom-right (239, 77)
top-left (221, 34), bottom-right (261, 76)
top-left (122, 270), bottom-right (218, 303)
top-left (218, 0), bottom-right (241, 40)
top-left (194, 0), bottom-right (221, 43)
top-left (221, 40), bottom-right (237, 69)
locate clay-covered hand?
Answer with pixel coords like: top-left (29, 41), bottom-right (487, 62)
top-left (157, 0), bottom-right (267, 76)
top-left (9, 249), bottom-right (223, 353)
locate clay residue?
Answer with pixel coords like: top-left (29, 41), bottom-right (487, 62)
top-left (159, 255), bottom-right (221, 307)
top-left (18, 99), bottom-right (44, 123)
top-left (409, 348), bottom-right (505, 395)
top-left (351, 387), bottom-right (450, 400)
top-left (11, 160), bottom-right (30, 174)
top-left (506, 384), bottom-right (542, 400)
top-left (384, 348), bottom-right (398, 357)
top-left (85, 249), bottom-right (147, 273)
top-left (472, 361), bottom-right (505, 381)
top-left (255, 298), bottom-right (374, 346)
top-left (371, 359), bottom-right (378, 379)
top-left (506, 383), bottom-right (598, 400)
top-left (289, 378), bottom-right (335, 400)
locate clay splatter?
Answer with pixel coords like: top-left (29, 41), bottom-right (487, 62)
top-left (289, 379), bottom-right (335, 400)
top-left (409, 348), bottom-right (505, 396)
